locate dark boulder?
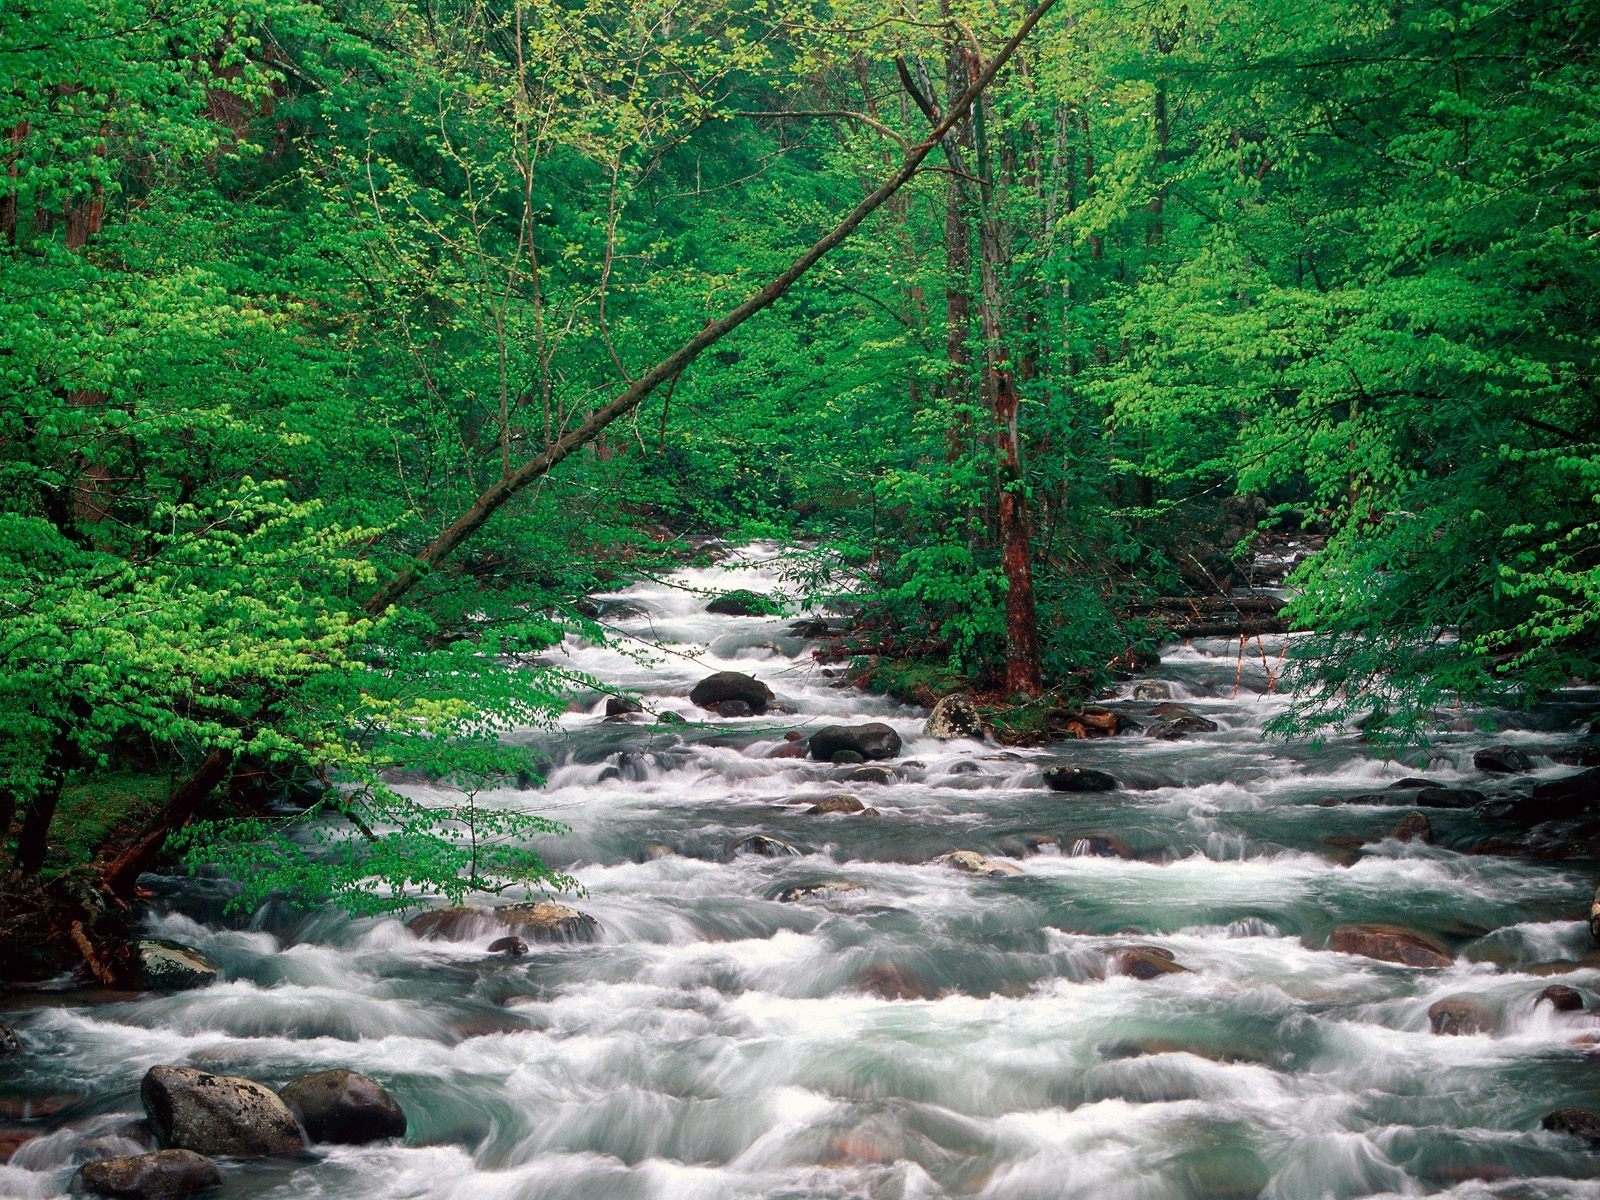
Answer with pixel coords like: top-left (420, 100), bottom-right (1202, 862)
top-left (1537, 984), bottom-right (1585, 1013)
top-left (1416, 787), bottom-right (1486, 809)
top-left (0, 1024), bottom-right (18, 1055)
top-left (407, 903), bottom-right (600, 944)
top-left (809, 723), bottom-right (902, 762)
top-left (830, 750), bottom-right (864, 764)
top-left (1146, 715), bottom-right (1219, 740)
top-left (1543, 1108), bottom-right (1600, 1144)
top-left (656, 711), bottom-right (688, 726)
top-left (487, 936), bottom-right (528, 957)
top-left (1428, 995), bottom-right (1493, 1036)
top-left (1389, 777), bottom-right (1442, 789)
top-left (74, 1149), bottom-right (222, 1199)
top-left (1043, 766), bottom-right (1119, 793)
top-left (924, 695), bottom-right (984, 741)
top-left (705, 589), bottom-right (771, 616)
top-left (806, 794), bottom-right (874, 816)
top-left (766, 739), bottom-right (809, 759)
top-left (1390, 812), bottom-right (1432, 843)
top-left (1510, 769), bottom-right (1600, 822)
top-left (841, 765), bottom-right (896, 786)
top-left (278, 1069), bottom-right (406, 1145)
top-left (717, 700), bottom-right (753, 718)
top-left (1327, 924), bottom-right (1452, 969)
top-left (135, 941), bottom-right (218, 992)
top-left (731, 835), bottom-right (801, 857)
top-left (1475, 745), bottom-right (1534, 774)
top-left (689, 671), bottom-right (773, 714)
top-left (140, 1066), bottom-right (303, 1158)
top-left (1113, 947), bottom-right (1191, 979)
top-left (605, 696), bottom-right (642, 716)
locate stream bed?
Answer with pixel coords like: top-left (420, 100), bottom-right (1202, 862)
top-left (4, 544), bottom-right (1600, 1199)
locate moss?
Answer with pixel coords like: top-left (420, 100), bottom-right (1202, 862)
top-left (857, 658), bottom-right (968, 707)
top-left (43, 770), bottom-right (171, 878)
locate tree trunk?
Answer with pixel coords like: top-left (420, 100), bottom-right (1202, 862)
top-left (13, 721), bottom-right (80, 875)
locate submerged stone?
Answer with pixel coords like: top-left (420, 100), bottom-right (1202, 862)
top-left (74, 1149), bottom-right (221, 1199)
top-left (1327, 924), bottom-right (1453, 969)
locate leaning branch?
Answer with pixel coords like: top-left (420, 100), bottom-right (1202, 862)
top-left (362, 0), bottom-right (1060, 616)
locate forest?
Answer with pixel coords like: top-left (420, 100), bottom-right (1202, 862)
top-left (5, 2), bottom-right (1600, 1197)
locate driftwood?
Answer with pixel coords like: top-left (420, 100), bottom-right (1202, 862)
top-left (1127, 595), bottom-right (1289, 638)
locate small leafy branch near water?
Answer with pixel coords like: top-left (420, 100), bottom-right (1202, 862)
top-left (173, 787), bottom-right (579, 917)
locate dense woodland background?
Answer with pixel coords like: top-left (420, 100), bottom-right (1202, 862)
top-left (2, 0), bottom-right (1598, 961)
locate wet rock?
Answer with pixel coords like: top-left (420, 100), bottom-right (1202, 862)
top-left (1416, 787), bottom-right (1486, 808)
top-left (841, 765), bottom-right (896, 786)
top-left (0, 1024), bottom-right (18, 1055)
top-left (655, 711), bottom-right (688, 726)
top-left (1390, 812), bottom-right (1432, 843)
top-left (830, 750), bottom-right (864, 764)
top-left (279, 1069), bottom-right (406, 1145)
top-left (1328, 923), bottom-right (1453, 969)
top-left (487, 936), bottom-right (528, 957)
top-left (1065, 833), bottom-right (1136, 859)
top-left (788, 617), bottom-right (831, 638)
top-left (809, 722), bottom-right (902, 762)
top-left (1389, 777), bottom-right (1442, 789)
top-left (140, 1066), bottom-right (303, 1158)
top-left (948, 760), bottom-right (981, 775)
top-left (924, 694), bottom-right (984, 741)
top-left (1475, 744), bottom-right (1534, 774)
top-left (935, 850), bottom-right (1023, 878)
top-left (1146, 715), bottom-right (1219, 740)
top-left (1512, 768), bottom-right (1600, 822)
top-left (406, 903), bottom-right (600, 944)
top-left (135, 940), bottom-right (218, 992)
top-left (717, 699), bottom-right (753, 718)
top-left (731, 835), bottom-right (801, 857)
top-left (1542, 1108), bottom-right (1600, 1144)
top-left (853, 963), bottom-right (937, 1000)
top-left (639, 842), bottom-right (676, 861)
top-left (1428, 994), bottom-right (1493, 1036)
top-left (777, 880), bottom-right (864, 903)
top-left (604, 696), bottom-right (642, 716)
top-left (705, 589), bottom-right (769, 616)
top-left (74, 1149), bottom-right (222, 1199)
top-left (1043, 765), bottom-right (1119, 793)
top-left (1537, 984), bottom-right (1585, 1013)
top-left (806, 794), bottom-right (872, 816)
top-left (1132, 681), bottom-right (1172, 700)
top-left (1024, 833), bottom-right (1060, 854)
top-left (689, 671), bottom-right (773, 714)
top-left (766, 741), bottom-right (809, 759)
top-left (1113, 948), bottom-right (1192, 979)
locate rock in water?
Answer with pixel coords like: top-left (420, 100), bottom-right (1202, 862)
top-left (1113, 948), bottom-right (1192, 979)
top-left (1043, 765), bottom-right (1119, 793)
top-left (705, 589), bottom-right (769, 616)
top-left (1145, 715), bottom-right (1220, 739)
top-left (1132, 681), bottom-right (1172, 700)
top-left (1428, 995), bottom-right (1493, 1036)
top-left (0, 1024), bottom-right (18, 1055)
top-left (841, 765), bottom-right (896, 785)
top-left (689, 671), bottom-right (773, 713)
top-left (135, 940), bottom-right (218, 992)
top-left (141, 1066), bottom-right (303, 1157)
top-left (924, 694), bottom-right (984, 741)
top-left (605, 696), bottom-right (642, 716)
top-left (1474, 744), bottom-right (1533, 773)
top-left (1390, 812), bottom-right (1432, 843)
top-left (278, 1069), bottom-right (406, 1144)
top-left (487, 936), bottom-right (528, 956)
top-left (777, 880), bottom-right (864, 903)
top-left (717, 699), bottom-right (753, 718)
top-left (1536, 984), bottom-right (1584, 1013)
top-left (809, 723), bottom-right (902, 762)
top-left (406, 903), bottom-right (600, 944)
top-left (1327, 924), bottom-right (1453, 969)
top-left (731, 835), bottom-right (801, 857)
top-left (935, 850), bottom-right (1023, 878)
top-left (75, 1149), bottom-right (222, 1199)
top-left (806, 794), bottom-right (872, 816)
top-left (1543, 1108), bottom-right (1600, 1144)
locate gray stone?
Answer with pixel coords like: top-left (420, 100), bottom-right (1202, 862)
top-left (140, 1066), bottom-right (303, 1158)
top-left (278, 1069), bottom-right (406, 1145)
top-left (936, 850), bottom-right (1023, 878)
top-left (135, 941), bottom-right (218, 992)
top-left (1146, 715), bottom-right (1219, 740)
top-left (841, 765), bottom-right (896, 785)
top-left (1474, 744), bottom-right (1533, 774)
top-left (74, 1149), bottom-right (221, 1198)
top-left (731, 835), bottom-right (800, 857)
top-left (923, 694), bottom-right (984, 741)
top-left (1543, 1108), bottom-right (1600, 1144)
top-left (1132, 682), bottom-right (1173, 700)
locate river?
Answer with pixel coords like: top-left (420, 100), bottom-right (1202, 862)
top-left (3, 543), bottom-right (1599, 1199)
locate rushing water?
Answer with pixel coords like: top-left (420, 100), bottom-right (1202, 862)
top-left (4, 544), bottom-right (1600, 1199)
